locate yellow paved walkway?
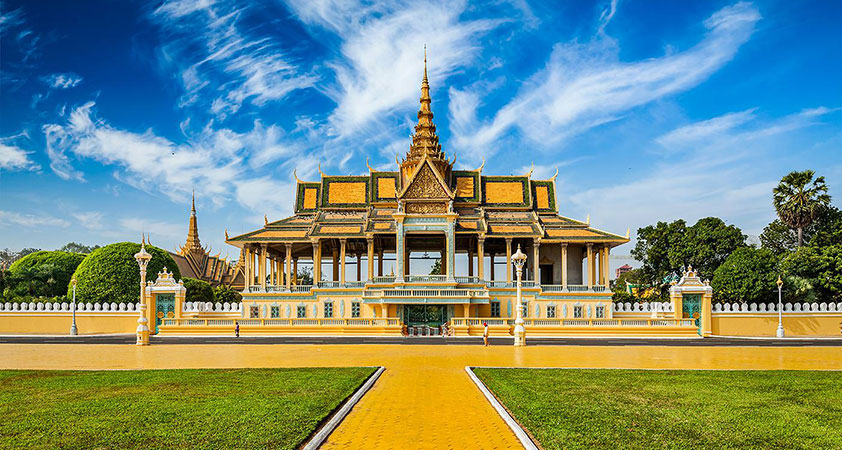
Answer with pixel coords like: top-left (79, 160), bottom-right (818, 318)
top-left (1, 344), bottom-right (840, 449)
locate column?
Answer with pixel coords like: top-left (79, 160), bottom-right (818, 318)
top-left (312, 241), bottom-right (321, 284)
top-left (285, 243), bottom-right (292, 290)
top-left (367, 238), bottom-right (375, 281)
top-left (339, 239), bottom-right (347, 285)
top-left (586, 243), bottom-right (594, 289)
top-left (533, 239), bottom-right (540, 282)
top-left (356, 252), bottom-right (362, 282)
top-left (561, 243), bottom-right (568, 289)
top-left (603, 246), bottom-right (611, 289)
top-left (259, 244), bottom-right (267, 289)
top-left (396, 222), bottom-right (405, 283)
top-left (377, 249), bottom-right (384, 277)
top-left (332, 243), bottom-right (339, 282)
top-left (477, 237), bottom-right (485, 281)
top-left (467, 245), bottom-right (474, 277)
top-left (597, 247), bottom-right (604, 286)
top-left (505, 238), bottom-right (513, 284)
top-left (489, 252), bottom-right (495, 281)
top-left (244, 245), bottom-right (252, 288)
top-left (446, 223), bottom-right (456, 282)
top-left (293, 257), bottom-right (298, 285)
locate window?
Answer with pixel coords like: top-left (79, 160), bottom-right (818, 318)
top-left (351, 301), bottom-right (360, 318)
top-left (547, 305), bottom-right (556, 318)
top-left (250, 306), bottom-right (259, 318)
top-left (324, 302), bottom-right (333, 318)
top-left (297, 305), bottom-right (306, 318)
top-left (270, 306), bottom-right (280, 318)
top-left (595, 306), bottom-right (605, 319)
top-left (522, 302), bottom-right (528, 318)
top-left (573, 305), bottom-right (583, 318)
top-left (490, 302), bottom-right (500, 317)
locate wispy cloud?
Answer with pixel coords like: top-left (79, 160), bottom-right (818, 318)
top-left (151, 0), bottom-right (317, 119)
top-left (119, 217), bottom-right (183, 241)
top-left (450, 2), bottom-right (762, 162)
top-left (41, 73), bottom-right (83, 89)
top-left (0, 142), bottom-right (40, 171)
top-left (72, 211), bottom-right (105, 230)
top-left (0, 210), bottom-right (70, 228)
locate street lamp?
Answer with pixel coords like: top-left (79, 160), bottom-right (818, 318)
top-left (512, 244), bottom-right (527, 347)
top-left (134, 238), bottom-right (152, 346)
top-left (70, 277), bottom-right (78, 336)
top-left (776, 275), bottom-right (784, 338)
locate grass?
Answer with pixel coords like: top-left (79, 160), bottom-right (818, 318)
top-left (0, 367), bottom-right (375, 450)
top-left (474, 368), bottom-right (842, 450)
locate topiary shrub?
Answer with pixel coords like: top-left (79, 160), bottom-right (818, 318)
top-left (7, 251), bottom-right (86, 298)
top-left (183, 277), bottom-right (214, 304)
top-left (213, 285), bottom-right (242, 304)
top-left (69, 242), bottom-right (180, 304)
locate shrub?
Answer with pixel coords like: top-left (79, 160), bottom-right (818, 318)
top-left (183, 277), bottom-right (214, 304)
top-left (69, 242), bottom-right (180, 304)
top-left (6, 251), bottom-right (86, 298)
top-left (213, 285), bottom-right (242, 304)
top-left (711, 247), bottom-right (779, 304)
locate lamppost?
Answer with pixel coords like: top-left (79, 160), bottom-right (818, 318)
top-left (134, 238), bottom-right (152, 346)
top-left (512, 244), bottom-right (527, 347)
top-left (776, 275), bottom-right (784, 338)
top-left (70, 277), bottom-right (78, 336)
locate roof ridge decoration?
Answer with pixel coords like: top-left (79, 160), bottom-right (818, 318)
top-left (399, 155), bottom-right (454, 200)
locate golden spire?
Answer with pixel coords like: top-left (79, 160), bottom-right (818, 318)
top-left (185, 191), bottom-right (201, 251)
top-left (408, 45), bottom-right (443, 161)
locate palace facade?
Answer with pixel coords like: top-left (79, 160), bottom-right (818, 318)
top-left (215, 58), bottom-right (647, 336)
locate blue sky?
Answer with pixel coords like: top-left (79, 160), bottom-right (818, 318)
top-left (1, 0), bottom-right (840, 267)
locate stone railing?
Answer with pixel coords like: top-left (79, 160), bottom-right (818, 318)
top-left (182, 302), bottom-right (242, 313)
top-left (451, 318), bottom-right (695, 327)
top-left (162, 318), bottom-right (401, 327)
top-left (0, 301), bottom-right (141, 312)
top-left (455, 276), bottom-right (481, 284)
top-left (405, 275), bottom-right (448, 283)
top-left (371, 276), bottom-right (396, 284)
top-left (712, 302), bottom-right (842, 313)
top-left (613, 302), bottom-right (674, 313)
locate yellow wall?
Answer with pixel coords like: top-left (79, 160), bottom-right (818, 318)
top-left (712, 314), bottom-right (842, 337)
top-left (0, 313), bottom-right (138, 335)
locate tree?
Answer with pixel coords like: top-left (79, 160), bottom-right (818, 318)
top-left (70, 242), bottom-right (180, 304)
top-left (682, 217), bottom-right (747, 279)
top-left (59, 242), bottom-right (101, 254)
top-left (773, 170), bottom-right (831, 247)
top-left (183, 277), bottom-right (214, 304)
top-left (0, 247), bottom-right (41, 268)
top-left (296, 267), bottom-right (313, 285)
top-left (213, 285), bottom-right (242, 303)
top-left (711, 247), bottom-right (779, 304)
top-left (780, 245), bottom-right (842, 303)
top-left (761, 207), bottom-right (842, 253)
top-left (6, 251), bottom-right (86, 299)
top-left (612, 268), bottom-right (648, 294)
top-left (429, 258), bottom-right (442, 275)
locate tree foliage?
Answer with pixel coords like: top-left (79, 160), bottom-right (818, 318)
top-left (4, 251), bottom-right (86, 300)
top-left (761, 206), bottom-right (842, 253)
top-left (773, 170), bottom-right (831, 246)
top-left (69, 242), bottom-right (180, 304)
top-left (429, 258), bottom-right (442, 275)
top-left (59, 242), bottom-right (101, 254)
top-left (712, 248), bottom-right (779, 304)
top-left (780, 245), bottom-right (842, 303)
top-left (213, 285), bottom-right (242, 303)
top-left (183, 277), bottom-right (214, 304)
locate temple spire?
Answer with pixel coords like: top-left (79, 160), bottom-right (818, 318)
top-left (185, 191), bottom-right (201, 251)
top-left (408, 46), bottom-right (443, 161)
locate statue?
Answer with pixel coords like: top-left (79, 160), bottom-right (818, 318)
top-left (397, 200), bottom-right (404, 213)
top-left (448, 199), bottom-right (454, 213)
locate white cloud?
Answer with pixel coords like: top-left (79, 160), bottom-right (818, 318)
top-left (72, 211), bottom-right (105, 230)
top-left (235, 176), bottom-right (296, 220)
top-left (0, 210), bottom-right (70, 228)
top-left (0, 143), bottom-right (39, 171)
top-left (151, 0), bottom-right (316, 118)
top-left (656, 108), bottom-right (757, 148)
top-left (449, 2), bottom-right (762, 162)
top-left (285, 0), bottom-right (503, 136)
top-left (119, 218), bottom-right (183, 241)
top-left (42, 73), bottom-right (83, 89)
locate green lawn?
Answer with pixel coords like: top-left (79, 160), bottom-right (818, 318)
top-left (0, 367), bottom-right (375, 450)
top-left (474, 368), bottom-right (842, 450)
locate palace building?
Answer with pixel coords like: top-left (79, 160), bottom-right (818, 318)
top-left (216, 56), bottom-right (639, 336)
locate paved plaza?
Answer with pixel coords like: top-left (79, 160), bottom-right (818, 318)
top-left (1, 342), bottom-right (840, 449)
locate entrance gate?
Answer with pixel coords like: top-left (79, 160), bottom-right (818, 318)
top-left (155, 293), bottom-right (175, 333)
top-left (403, 305), bottom-right (449, 336)
top-left (682, 294), bottom-right (702, 336)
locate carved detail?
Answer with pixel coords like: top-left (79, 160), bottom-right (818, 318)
top-left (404, 164), bottom-right (447, 199)
top-left (406, 202), bottom-right (447, 214)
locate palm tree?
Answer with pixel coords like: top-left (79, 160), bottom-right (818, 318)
top-left (773, 170), bottom-right (831, 247)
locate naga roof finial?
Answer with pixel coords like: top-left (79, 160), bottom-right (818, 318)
top-left (293, 169), bottom-right (303, 184)
top-left (550, 167), bottom-right (558, 181)
top-left (318, 163), bottom-right (325, 177)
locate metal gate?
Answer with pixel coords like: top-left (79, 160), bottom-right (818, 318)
top-left (682, 294), bottom-right (702, 336)
top-left (155, 293), bottom-right (175, 333)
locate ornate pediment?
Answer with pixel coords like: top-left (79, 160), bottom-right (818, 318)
top-left (400, 160), bottom-right (452, 200)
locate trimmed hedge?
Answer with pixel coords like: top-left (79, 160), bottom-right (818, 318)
top-left (8, 251), bottom-right (87, 298)
top-left (183, 277), bottom-right (214, 304)
top-left (69, 242), bottom-right (180, 304)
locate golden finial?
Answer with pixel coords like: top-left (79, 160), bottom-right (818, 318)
top-left (395, 153), bottom-right (400, 166)
top-left (224, 229), bottom-right (229, 240)
top-left (293, 169), bottom-right (303, 184)
top-left (450, 152), bottom-right (457, 166)
top-left (366, 157), bottom-right (375, 172)
top-left (475, 157), bottom-right (485, 172)
top-left (423, 44), bottom-right (427, 81)
top-left (264, 215), bottom-right (268, 226)
top-left (586, 214), bottom-right (590, 225)
top-left (141, 233), bottom-right (146, 247)
top-left (550, 167), bottom-right (558, 181)
top-left (626, 227), bottom-right (630, 238)
top-left (318, 163), bottom-right (326, 177)
top-left (191, 190), bottom-right (196, 214)
top-left (525, 162), bottom-right (534, 178)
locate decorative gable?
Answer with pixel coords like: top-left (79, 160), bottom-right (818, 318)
top-left (400, 160), bottom-right (452, 200)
